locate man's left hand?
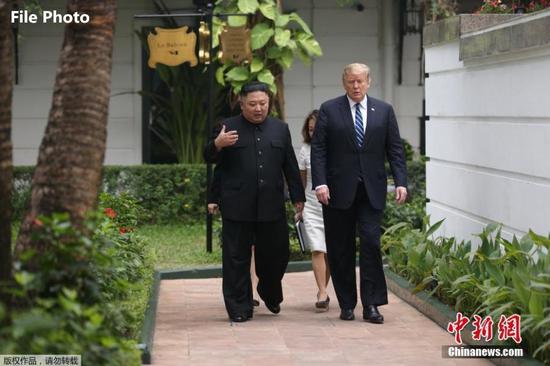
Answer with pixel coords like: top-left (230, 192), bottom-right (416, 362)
top-left (294, 202), bottom-right (304, 222)
top-left (395, 186), bottom-right (407, 204)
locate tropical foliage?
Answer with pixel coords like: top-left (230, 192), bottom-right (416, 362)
top-left (1, 207), bottom-right (154, 365)
top-left (382, 221), bottom-right (550, 364)
top-left (213, 0), bottom-right (322, 116)
top-left (137, 29), bottom-right (227, 164)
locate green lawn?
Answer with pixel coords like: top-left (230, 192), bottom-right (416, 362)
top-left (136, 223), bottom-right (223, 269)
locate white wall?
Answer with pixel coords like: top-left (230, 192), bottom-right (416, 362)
top-left (13, 0), bottom-right (422, 164)
top-left (13, 0), bottom-right (194, 165)
top-left (283, 0), bottom-right (422, 152)
top-left (424, 18), bottom-right (550, 242)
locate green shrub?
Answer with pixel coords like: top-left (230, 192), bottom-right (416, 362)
top-left (102, 165), bottom-right (206, 224)
top-left (382, 221), bottom-right (550, 364)
top-left (99, 192), bottom-right (149, 230)
top-left (383, 158), bottom-right (426, 230)
top-left (13, 165), bottom-right (207, 224)
top-left (1, 211), bottom-right (154, 365)
top-left (96, 199), bottom-right (155, 339)
top-left (15, 159), bottom-right (426, 229)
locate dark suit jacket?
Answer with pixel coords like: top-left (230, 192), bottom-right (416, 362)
top-left (207, 164), bottom-right (221, 204)
top-left (311, 95), bottom-right (407, 210)
top-left (204, 115), bottom-right (305, 222)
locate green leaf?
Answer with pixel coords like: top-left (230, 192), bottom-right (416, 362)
top-left (529, 229), bottom-right (550, 249)
top-left (297, 35), bottom-right (322, 57)
top-left (528, 293), bottom-right (544, 317)
top-left (231, 80), bottom-right (247, 94)
top-left (286, 39), bottom-right (297, 50)
top-left (275, 14), bottom-right (290, 27)
top-left (259, 3), bottom-right (277, 20)
top-left (268, 82), bottom-right (277, 95)
top-left (257, 68), bottom-right (275, 85)
top-left (212, 16), bottom-right (225, 48)
top-left (277, 48), bottom-right (293, 69)
top-left (426, 219), bottom-right (445, 237)
top-left (274, 28), bottom-right (291, 47)
top-left (250, 23), bottom-right (274, 50)
top-left (511, 271), bottom-right (530, 306)
top-left (483, 262), bottom-right (505, 285)
top-left (226, 66), bottom-right (250, 81)
top-left (295, 46), bottom-right (311, 65)
top-left (237, 0), bottom-right (259, 13)
top-left (250, 57), bottom-right (264, 73)
top-left (14, 272), bottom-right (34, 287)
top-left (289, 12), bottom-right (312, 35)
top-left (228, 15), bottom-right (247, 27)
top-left (266, 46), bottom-right (282, 59)
top-left (215, 65), bottom-right (227, 85)
top-left (101, 336), bottom-right (117, 348)
top-left (531, 280), bottom-right (550, 292)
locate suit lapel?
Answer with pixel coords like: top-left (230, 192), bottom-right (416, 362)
top-left (338, 96), bottom-right (359, 152)
top-left (362, 97), bottom-right (376, 151)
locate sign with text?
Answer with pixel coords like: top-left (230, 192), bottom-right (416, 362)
top-left (219, 25), bottom-right (252, 65)
top-left (147, 26), bottom-right (198, 68)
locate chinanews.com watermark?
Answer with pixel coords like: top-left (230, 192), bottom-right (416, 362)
top-left (444, 312), bottom-right (525, 359)
top-left (443, 345), bottom-right (524, 358)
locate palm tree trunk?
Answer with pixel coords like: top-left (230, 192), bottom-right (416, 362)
top-left (273, 65), bottom-right (285, 120)
top-left (15, 0), bottom-right (117, 254)
top-left (0, 0), bottom-right (15, 302)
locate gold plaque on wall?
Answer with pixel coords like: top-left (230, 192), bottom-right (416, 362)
top-left (219, 25), bottom-right (252, 65)
top-left (147, 26), bottom-right (198, 68)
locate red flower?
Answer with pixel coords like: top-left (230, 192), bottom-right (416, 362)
top-left (119, 227), bottom-right (132, 234)
top-left (104, 207), bottom-right (117, 219)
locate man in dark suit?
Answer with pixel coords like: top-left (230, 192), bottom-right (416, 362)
top-left (204, 81), bottom-right (305, 323)
top-left (311, 63), bottom-right (408, 323)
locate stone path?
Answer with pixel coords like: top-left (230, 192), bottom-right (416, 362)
top-left (150, 271), bottom-right (491, 366)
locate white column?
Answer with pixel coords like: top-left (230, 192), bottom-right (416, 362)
top-left (381, 0), bottom-right (396, 104)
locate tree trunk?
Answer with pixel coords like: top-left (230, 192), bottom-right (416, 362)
top-left (0, 0), bottom-right (14, 301)
top-left (15, 0), bottom-right (117, 254)
top-left (274, 0), bottom-right (285, 120)
top-left (273, 65), bottom-right (285, 120)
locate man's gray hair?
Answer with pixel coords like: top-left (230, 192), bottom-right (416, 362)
top-left (343, 63), bottom-right (371, 81)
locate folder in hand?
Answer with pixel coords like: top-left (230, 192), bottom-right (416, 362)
top-left (295, 220), bottom-right (307, 253)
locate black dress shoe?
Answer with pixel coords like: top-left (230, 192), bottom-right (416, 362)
top-left (339, 309), bottom-right (355, 321)
top-left (363, 305), bottom-right (384, 324)
top-left (230, 314), bottom-right (248, 323)
top-left (265, 302), bottom-right (281, 314)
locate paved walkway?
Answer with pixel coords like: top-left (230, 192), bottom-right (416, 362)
top-left (150, 271), bottom-right (491, 366)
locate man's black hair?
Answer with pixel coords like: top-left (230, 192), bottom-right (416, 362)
top-left (240, 81), bottom-right (270, 97)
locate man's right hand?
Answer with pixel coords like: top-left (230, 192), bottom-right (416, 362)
top-left (315, 186), bottom-right (330, 205)
top-left (207, 203), bottom-right (219, 215)
top-left (214, 125), bottom-right (239, 151)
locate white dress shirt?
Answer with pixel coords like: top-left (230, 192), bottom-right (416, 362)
top-left (347, 94), bottom-right (367, 133)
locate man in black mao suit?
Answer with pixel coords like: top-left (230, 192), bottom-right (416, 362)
top-left (204, 82), bottom-right (305, 323)
top-left (311, 63), bottom-right (408, 323)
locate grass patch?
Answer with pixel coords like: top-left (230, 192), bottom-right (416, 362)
top-left (136, 223), bottom-right (222, 269)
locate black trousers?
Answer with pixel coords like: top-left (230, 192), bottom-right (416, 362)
top-left (221, 217), bottom-right (290, 318)
top-left (323, 182), bottom-right (388, 310)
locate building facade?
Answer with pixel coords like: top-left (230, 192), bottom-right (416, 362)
top-left (424, 10), bottom-right (550, 241)
top-left (12, 0), bottom-right (423, 165)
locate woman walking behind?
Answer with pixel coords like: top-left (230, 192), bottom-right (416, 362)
top-left (297, 110), bottom-right (331, 311)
